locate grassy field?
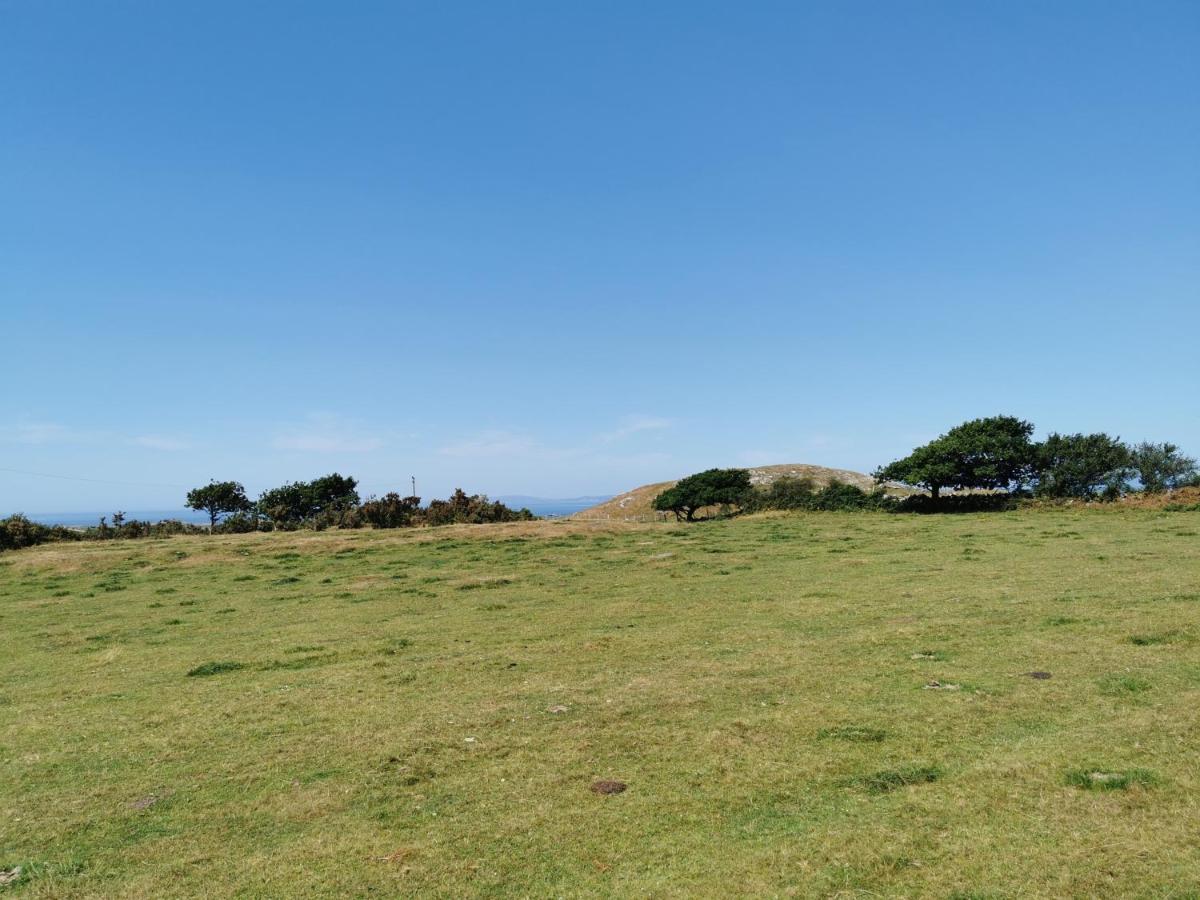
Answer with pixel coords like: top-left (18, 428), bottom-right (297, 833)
top-left (2, 509), bottom-right (1199, 898)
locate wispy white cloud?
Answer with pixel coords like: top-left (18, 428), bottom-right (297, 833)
top-left (272, 413), bottom-right (385, 453)
top-left (1, 421), bottom-right (190, 450)
top-left (2, 421), bottom-right (92, 445)
top-left (599, 414), bottom-right (673, 443)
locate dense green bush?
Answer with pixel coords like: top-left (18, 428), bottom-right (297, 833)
top-left (744, 477), bottom-right (895, 513)
top-left (212, 512), bottom-right (262, 534)
top-left (0, 514), bottom-right (67, 551)
top-left (258, 473), bottom-right (360, 528)
top-left (360, 493), bottom-right (422, 529)
top-left (895, 493), bottom-right (1020, 514)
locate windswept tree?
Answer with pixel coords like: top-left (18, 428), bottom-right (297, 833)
top-left (257, 473), bottom-right (360, 528)
top-left (186, 480), bottom-right (252, 531)
top-left (1129, 442), bottom-right (1198, 493)
top-left (1033, 433), bottom-right (1131, 499)
top-left (653, 468), bottom-right (752, 521)
top-left (874, 416), bottom-right (1036, 499)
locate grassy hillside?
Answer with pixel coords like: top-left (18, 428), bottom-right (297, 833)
top-left (2, 510), bottom-right (1199, 897)
top-left (575, 463), bottom-right (908, 520)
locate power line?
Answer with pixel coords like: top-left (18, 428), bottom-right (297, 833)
top-left (0, 465), bottom-right (190, 490)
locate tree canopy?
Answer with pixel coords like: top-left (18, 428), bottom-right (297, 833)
top-left (653, 468), bottom-right (752, 521)
top-left (1129, 442), bottom-right (1198, 493)
top-left (874, 416), bottom-right (1035, 499)
top-left (1034, 433), bottom-right (1131, 499)
top-left (185, 480), bottom-right (252, 530)
top-left (257, 473), bottom-right (360, 527)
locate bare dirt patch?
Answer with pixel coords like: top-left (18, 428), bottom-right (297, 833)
top-left (590, 780), bottom-right (627, 795)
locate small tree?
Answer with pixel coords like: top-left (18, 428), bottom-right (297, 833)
top-left (652, 468), bottom-right (752, 521)
top-left (1129, 442), bottom-right (1198, 494)
top-left (186, 480), bottom-right (252, 531)
top-left (1033, 433), bottom-right (1131, 499)
top-left (875, 416), bottom-right (1035, 499)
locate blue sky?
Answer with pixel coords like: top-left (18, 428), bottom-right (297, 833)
top-left (2, 1), bottom-right (1197, 512)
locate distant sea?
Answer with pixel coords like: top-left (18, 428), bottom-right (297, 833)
top-left (26, 496), bottom-right (611, 527)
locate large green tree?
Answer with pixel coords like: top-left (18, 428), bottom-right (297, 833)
top-left (1129, 442), bottom-right (1198, 493)
top-left (185, 480), bottom-right (252, 531)
top-left (653, 468), bottom-right (752, 521)
top-left (874, 416), bottom-right (1035, 499)
top-left (257, 473), bottom-right (360, 527)
top-left (1033, 433), bottom-right (1131, 499)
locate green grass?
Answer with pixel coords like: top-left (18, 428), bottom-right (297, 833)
top-left (1, 508), bottom-right (1199, 897)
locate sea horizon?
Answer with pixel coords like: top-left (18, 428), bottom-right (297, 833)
top-left (20, 495), bottom-right (613, 527)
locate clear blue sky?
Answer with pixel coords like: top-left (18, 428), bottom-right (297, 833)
top-left (2, 1), bottom-right (1197, 512)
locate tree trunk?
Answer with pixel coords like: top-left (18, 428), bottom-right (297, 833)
top-left (930, 485), bottom-right (941, 500)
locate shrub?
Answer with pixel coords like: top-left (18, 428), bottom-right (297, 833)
top-left (895, 493), bottom-right (1020, 514)
top-left (744, 478), bottom-right (895, 513)
top-left (0, 514), bottom-right (62, 552)
top-left (213, 512), bottom-right (262, 534)
top-left (360, 493), bottom-right (422, 529)
top-left (422, 489), bottom-right (534, 526)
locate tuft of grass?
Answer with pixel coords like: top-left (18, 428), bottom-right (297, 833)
top-left (457, 578), bottom-right (514, 591)
top-left (1098, 674), bottom-right (1152, 695)
top-left (1065, 767), bottom-right (1159, 791)
top-left (854, 765), bottom-right (942, 794)
top-left (1045, 616), bottom-right (1079, 626)
top-left (1129, 631), bottom-right (1178, 646)
top-left (818, 725), bottom-right (887, 743)
top-left (186, 661), bottom-right (247, 678)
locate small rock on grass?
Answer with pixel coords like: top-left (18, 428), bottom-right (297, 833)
top-left (547, 705), bottom-right (569, 714)
top-left (0, 867), bottom-right (21, 886)
top-left (923, 680), bottom-right (961, 691)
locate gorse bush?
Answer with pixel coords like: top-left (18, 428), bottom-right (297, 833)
top-left (0, 514), bottom-right (66, 551)
top-left (422, 489), bottom-right (534, 527)
top-left (360, 493), bottom-right (422, 529)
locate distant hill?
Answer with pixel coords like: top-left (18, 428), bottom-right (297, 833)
top-left (573, 464), bottom-right (909, 520)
